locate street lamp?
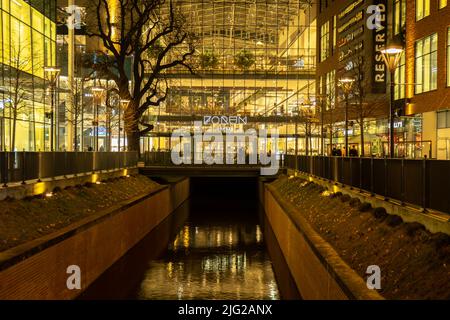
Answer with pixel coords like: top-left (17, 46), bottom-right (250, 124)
top-left (339, 77), bottom-right (355, 156)
top-left (119, 99), bottom-right (130, 152)
top-left (91, 86), bottom-right (105, 151)
top-left (44, 66), bottom-right (61, 152)
top-left (380, 44), bottom-right (404, 158)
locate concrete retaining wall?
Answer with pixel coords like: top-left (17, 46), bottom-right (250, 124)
top-left (264, 184), bottom-right (383, 300)
top-left (0, 178), bottom-right (190, 300)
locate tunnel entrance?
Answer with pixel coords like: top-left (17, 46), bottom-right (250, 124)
top-left (80, 177), bottom-right (300, 300)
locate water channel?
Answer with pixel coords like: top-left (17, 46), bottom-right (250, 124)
top-left (80, 178), bottom-right (300, 300)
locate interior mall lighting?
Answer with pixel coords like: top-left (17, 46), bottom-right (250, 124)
top-left (339, 77), bottom-right (355, 84)
top-left (91, 86), bottom-right (105, 93)
top-left (44, 66), bottom-right (61, 83)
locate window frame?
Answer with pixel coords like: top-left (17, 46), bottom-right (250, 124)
top-left (415, 33), bottom-right (438, 94)
top-left (416, 0), bottom-right (431, 21)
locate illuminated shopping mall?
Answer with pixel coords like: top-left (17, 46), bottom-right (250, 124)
top-left (0, 0), bottom-right (450, 303)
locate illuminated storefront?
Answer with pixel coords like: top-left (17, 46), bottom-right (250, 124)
top-left (0, 0), bottom-right (57, 151)
top-left (139, 1), bottom-right (318, 155)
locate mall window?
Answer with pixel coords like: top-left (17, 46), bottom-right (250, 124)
top-left (0, 0), bottom-right (57, 151)
top-left (332, 15), bottom-right (337, 53)
top-left (394, 0), bottom-right (406, 35)
top-left (416, 0), bottom-right (430, 20)
top-left (437, 110), bottom-right (450, 129)
top-left (320, 21), bottom-right (330, 62)
top-left (415, 33), bottom-right (438, 94)
top-left (395, 54), bottom-right (406, 100)
top-left (325, 70), bottom-right (335, 110)
top-left (439, 0), bottom-right (447, 9)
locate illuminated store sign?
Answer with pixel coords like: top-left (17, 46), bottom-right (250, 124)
top-left (338, 10), bottom-right (364, 34)
top-left (337, 25), bottom-right (364, 48)
top-left (338, 0), bottom-right (365, 20)
top-left (372, 0), bottom-right (387, 93)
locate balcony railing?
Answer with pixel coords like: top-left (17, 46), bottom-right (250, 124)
top-left (0, 152), bottom-right (138, 186)
top-left (285, 155), bottom-right (450, 215)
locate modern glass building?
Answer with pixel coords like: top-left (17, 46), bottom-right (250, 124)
top-left (139, 0), bottom-right (317, 156)
top-left (0, 0), bottom-right (57, 151)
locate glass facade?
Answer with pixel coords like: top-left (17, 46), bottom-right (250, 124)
top-left (320, 20), bottom-right (330, 62)
top-left (416, 0), bottom-right (430, 21)
top-left (415, 33), bottom-right (438, 94)
top-left (0, 0), bottom-right (56, 151)
top-left (141, 1), bottom-right (318, 155)
top-left (393, 0), bottom-right (406, 35)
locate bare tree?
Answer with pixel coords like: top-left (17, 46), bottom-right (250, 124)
top-left (86, 0), bottom-right (196, 152)
top-left (8, 43), bottom-right (34, 151)
top-left (348, 57), bottom-right (387, 156)
top-left (64, 77), bottom-right (89, 151)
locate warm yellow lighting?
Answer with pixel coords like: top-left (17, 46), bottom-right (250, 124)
top-left (33, 182), bottom-right (46, 195)
top-left (91, 173), bottom-right (99, 183)
top-left (339, 77), bottom-right (355, 83)
top-left (43, 66), bottom-right (61, 74)
top-left (321, 190), bottom-right (333, 197)
top-left (91, 86), bottom-right (105, 93)
top-left (45, 192), bottom-right (53, 198)
top-left (380, 44), bottom-right (404, 72)
top-left (380, 45), bottom-right (404, 55)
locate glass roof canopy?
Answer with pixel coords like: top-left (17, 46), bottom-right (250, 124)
top-left (148, 0), bottom-right (317, 130)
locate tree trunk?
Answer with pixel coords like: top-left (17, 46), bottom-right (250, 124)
top-left (124, 102), bottom-right (141, 153)
top-left (360, 114), bottom-right (365, 157)
top-left (12, 109), bottom-right (17, 151)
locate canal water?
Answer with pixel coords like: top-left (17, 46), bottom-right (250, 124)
top-left (80, 178), bottom-right (300, 300)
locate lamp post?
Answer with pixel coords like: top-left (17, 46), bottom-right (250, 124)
top-left (380, 44), bottom-right (404, 158)
top-left (339, 77), bottom-right (355, 157)
top-left (119, 99), bottom-right (130, 152)
top-left (44, 67), bottom-right (61, 152)
top-left (91, 86), bottom-right (105, 151)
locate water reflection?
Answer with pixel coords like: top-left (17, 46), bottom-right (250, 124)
top-left (138, 219), bottom-right (279, 300)
top-left (80, 178), bottom-right (282, 300)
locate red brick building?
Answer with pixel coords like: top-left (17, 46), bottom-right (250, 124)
top-left (316, 0), bottom-right (450, 159)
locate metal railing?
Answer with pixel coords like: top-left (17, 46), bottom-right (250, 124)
top-left (285, 155), bottom-right (450, 214)
top-left (0, 152), bottom-right (138, 186)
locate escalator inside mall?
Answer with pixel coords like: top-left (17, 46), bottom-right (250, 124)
top-left (80, 177), bottom-right (300, 300)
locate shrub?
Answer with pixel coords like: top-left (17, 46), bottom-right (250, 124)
top-left (340, 194), bottom-right (351, 202)
top-left (53, 186), bottom-right (62, 193)
top-left (405, 222), bottom-right (425, 237)
top-left (431, 232), bottom-right (450, 250)
top-left (385, 214), bottom-right (403, 227)
top-left (372, 207), bottom-right (388, 220)
top-left (358, 202), bottom-right (372, 212)
top-left (349, 198), bottom-right (361, 207)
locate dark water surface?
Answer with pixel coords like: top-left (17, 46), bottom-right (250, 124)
top-left (80, 178), bottom-right (299, 300)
